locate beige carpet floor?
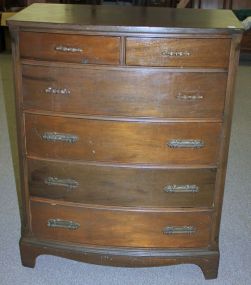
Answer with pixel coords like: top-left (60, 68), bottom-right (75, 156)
top-left (0, 52), bottom-right (250, 285)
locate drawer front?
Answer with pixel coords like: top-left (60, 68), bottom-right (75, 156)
top-left (19, 32), bottom-right (120, 65)
top-left (28, 159), bottom-right (216, 208)
top-left (22, 64), bottom-right (227, 119)
top-left (25, 114), bottom-right (221, 165)
top-left (30, 200), bottom-right (212, 248)
top-left (126, 38), bottom-right (230, 68)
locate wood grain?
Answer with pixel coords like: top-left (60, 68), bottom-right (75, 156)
top-left (7, 4), bottom-right (243, 34)
top-left (25, 114), bottom-right (222, 165)
top-left (210, 34), bottom-right (242, 248)
top-left (8, 3), bottom-right (242, 278)
top-left (28, 158), bottom-right (216, 208)
top-left (30, 199), bottom-right (212, 248)
top-left (20, 237), bottom-right (219, 279)
top-left (126, 38), bottom-right (231, 68)
top-left (19, 32), bottom-right (120, 65)
top-left (22, 64), bottom-right (227, 119)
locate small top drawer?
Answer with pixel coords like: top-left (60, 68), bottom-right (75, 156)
top-left (19, 32), bottom-right (120, 65)
top-left (126, 38), bottom-right (231, 68)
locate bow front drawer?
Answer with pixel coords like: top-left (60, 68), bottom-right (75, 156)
top-left (30, 200), bottom-right (212, 248)
top-left (22, 64), bottom-right (227, 119)
top-left (25, 114), bottom-right (221, 165)
top-left (28, 159), bottom-right (216, 208)
top-left (19, 32), bottom-right (120, 65)
top-left (126, 38), bottom-right (231, 68)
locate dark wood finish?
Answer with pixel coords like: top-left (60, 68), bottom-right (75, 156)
top-left (22, 64), bottom-right (227, 119)
top-left (20, 237), bottom-right (219, 279)
top-left (30, 199), bottom-right (212, 248)
top-left (126, 38), bottom-right (231, 68)
top-left (210, 34), bottom-right (242, 249)
top-left (25, 114), bottom-right (222, 165)
top-left (28, 158), bottom-right (216, 207)
top-left (10, 25), bottom-right (32, 236)
top-left (9, 4), bottom-right (242, 280)
top-left (8, 4), bottom-right (243, 34)
top-left (19, 32), bottom-right (120, 64)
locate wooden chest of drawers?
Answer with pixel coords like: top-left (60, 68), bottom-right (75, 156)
top-left (8, 4), bottom-right (243, 280)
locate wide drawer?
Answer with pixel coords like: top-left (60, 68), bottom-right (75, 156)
top-left (28, 159), bottom-right (216, 208)
top-left (126, 38), bottom-right (230, 68)
top-left (22, 64), bottom-right (227, 119)
top-left (30, 200), bottom-right (212, 248)
top-left (25, 114), bottom-right (221, 165)
top-left (19, 32), bottom-right (120, 65)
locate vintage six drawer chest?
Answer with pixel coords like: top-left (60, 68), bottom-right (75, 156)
top-left (8, 4), bottom-right (243, 279)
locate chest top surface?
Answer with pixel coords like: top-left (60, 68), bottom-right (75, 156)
top-left (8, 3), bottom-right (243, 34)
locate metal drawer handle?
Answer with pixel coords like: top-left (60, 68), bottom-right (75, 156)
top-left (44, 177), bottom-right (79, 190)
top-left (41, 132), bottom-right (79, 143)
top-left (167, 139), bottom-right (205, 149)
top-left (55, 45), bottom-right (83, 53)
top-left (163, 226), bottom-right (196, 235)
top-left (164, 184), bottom-right (199, 193)
top-left (48, 219), bottom-right (80, 230)
top-left (176, 92), bottom-right (204, 101)
top-left (161, 50), bottom-right (191, 57)
top-left (45, 87), bottom-right (71, 95)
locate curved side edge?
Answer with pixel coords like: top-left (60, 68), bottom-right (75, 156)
top-left (19, 237), bottom-right (219, 279)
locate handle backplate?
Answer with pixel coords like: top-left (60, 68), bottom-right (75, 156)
top-left (164, 184), bottom-right (199, 193)
top-left (176, 92), bottom-right (204, 101)
top-left (44, 177), bottom-right (79, 190)
top-left (41, 132), bottom-right (78, 143)
top-left (161, 50), bottom-right (191, 57)
top-left (163, 226), bottom-right (196, 235)
top-left (47, 219), bottom-right (80, 230)
top-left (45, 87), bottom-right (71, 95)
top-left (167, 139), bottom-right (205, 149)
top-left (55, 45), bottom-right (83, 53)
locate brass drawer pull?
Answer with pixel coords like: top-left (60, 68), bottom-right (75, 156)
top-left (41, 132), bottom-right (79, 143)
top-left (48, 219), bottom-right (80, 230)
top-left (55, 45), bottom-right (83, 53)
top-left (45, 87), bottom-right (71, 95)
top-left (176, 92), bottom-right (204, 101)
top-left (164, 184), bottom-right (199, 193)
top-left (163, 226), bottom-right (196, 235)
top-left (167, 139), bottom-right (205, 149)
top-left (161, 50), bottom-right (191, 57)
top-left (44, 177), bottom-right (79, 190)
